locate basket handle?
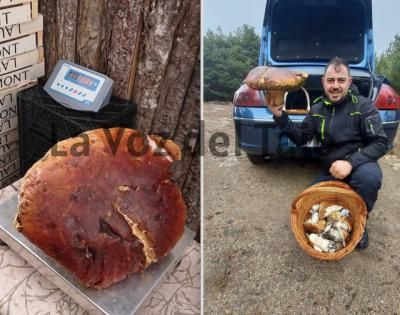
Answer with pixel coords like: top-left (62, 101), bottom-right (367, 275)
top-left (283, 87), bottom-right (310, 112)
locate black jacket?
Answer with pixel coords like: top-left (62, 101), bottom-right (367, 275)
top-left (274, 93), bottom-right (388, 173)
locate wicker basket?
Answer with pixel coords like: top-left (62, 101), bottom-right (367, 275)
top-left (291, 181), bottom-right (368, 260)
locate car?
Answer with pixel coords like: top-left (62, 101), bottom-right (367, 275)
top-left (233, 0), bottom-right (400, 164)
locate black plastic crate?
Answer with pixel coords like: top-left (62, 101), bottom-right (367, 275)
top-left (18, 86), bottom-right (137, 175)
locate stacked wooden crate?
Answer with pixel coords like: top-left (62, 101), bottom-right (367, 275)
top-left (0, 0), bottom-right (44, 189)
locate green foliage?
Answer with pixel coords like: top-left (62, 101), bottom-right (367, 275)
top-left (204, 25), bottom-right (260, 101)
top-left (375, 34), bottom-right (400, 92)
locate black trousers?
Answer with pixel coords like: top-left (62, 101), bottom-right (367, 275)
top-left (311, 162), bottom-right (383, 212)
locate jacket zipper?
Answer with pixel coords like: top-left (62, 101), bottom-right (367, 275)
top-left (312, 114), bottom-right (325, 140)
top-left (329, 107), bottom-right (335, 136)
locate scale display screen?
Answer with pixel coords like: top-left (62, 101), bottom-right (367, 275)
top-left (64, 69), bottom-right (99, 91)
top-left (44, 60), bottom-right (113, 112)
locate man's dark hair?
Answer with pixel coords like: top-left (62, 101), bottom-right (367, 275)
top-left (324, 57), bottom-right (350, 75)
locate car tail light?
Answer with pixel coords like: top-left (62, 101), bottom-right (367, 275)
top-left (375, 83), bottom-right (400, 110)
top-left (233, 84), bottom-right (265, 107)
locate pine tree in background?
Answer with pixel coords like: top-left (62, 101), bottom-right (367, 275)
top-left (376, 34), bottom-right (400, 92)
top-left (204, 25), bottom-right (260, 101)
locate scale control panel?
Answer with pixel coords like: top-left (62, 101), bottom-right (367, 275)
top-left (44, 60), bottom-right (113, 112)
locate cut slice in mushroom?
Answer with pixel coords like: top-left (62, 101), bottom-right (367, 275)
top-left (244, 66), bottom-right (309, 108)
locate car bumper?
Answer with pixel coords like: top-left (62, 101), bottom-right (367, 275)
top-left (233, 115), bottom-right (321, 158)
top-left (233, 107), bottom-right (400, 157)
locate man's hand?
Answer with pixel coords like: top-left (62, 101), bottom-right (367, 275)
top-left (268, 104), bottom-right (284, 118)
top-left (329, 160), bottom-right (352, 179)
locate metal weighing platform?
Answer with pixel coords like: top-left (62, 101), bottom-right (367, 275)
top-left (0, 194), bottom-right (195, 315)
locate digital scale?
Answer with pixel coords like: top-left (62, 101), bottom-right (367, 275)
top-left (44, 60), bottom-right (113, 112)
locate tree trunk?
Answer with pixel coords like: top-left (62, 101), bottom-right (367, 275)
top-left (101, 0), bottom-right (144, 99)
top-left (38, 0), bottom-right (200, 231)
top-left (76, 0), bottom-right (107, 70)
top-left (171, 53), bottom-right (201, 235)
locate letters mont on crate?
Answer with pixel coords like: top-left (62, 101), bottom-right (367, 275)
top-left (0, 0), bottom-right (44, 188)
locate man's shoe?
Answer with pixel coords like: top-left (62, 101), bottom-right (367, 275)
top-left (356, 228), bottom-right (369, 249)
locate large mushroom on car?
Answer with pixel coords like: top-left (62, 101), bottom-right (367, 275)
top-left (244, 66), bottom-right (309, 107)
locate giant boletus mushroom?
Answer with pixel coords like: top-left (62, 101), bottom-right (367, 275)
top-left (244, 66), bottom-right (309, 107)
top-left (15, 128), bottom-right (186, 289)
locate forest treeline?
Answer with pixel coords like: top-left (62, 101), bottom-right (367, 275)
top-left (204, 25), bottom-right (400, 101)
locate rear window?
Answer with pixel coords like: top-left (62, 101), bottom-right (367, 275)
top-left (270, 0), bottom-right (366, 63)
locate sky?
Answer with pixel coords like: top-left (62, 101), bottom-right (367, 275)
top-left (203, 0), bottom-right (400, 55)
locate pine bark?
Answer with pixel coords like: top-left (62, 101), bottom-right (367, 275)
top-left (76, 0), bottom-right (107, 70)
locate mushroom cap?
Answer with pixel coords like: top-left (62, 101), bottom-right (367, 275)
top-left (16, 128), bottom-right (187, 289)
top-left (244, 66), bottom-right (308, 91)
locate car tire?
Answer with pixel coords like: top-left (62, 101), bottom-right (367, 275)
top-left (246, 153), bottom-right (267, 165)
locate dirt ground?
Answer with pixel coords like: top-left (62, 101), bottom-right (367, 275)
top-left (203, 102), bottom-right (400, 314)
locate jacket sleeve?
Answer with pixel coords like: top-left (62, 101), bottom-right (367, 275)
top-left (273, 111), bottom-right (315, 146)
top-left (347, 102), bottom-right (388, 169)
